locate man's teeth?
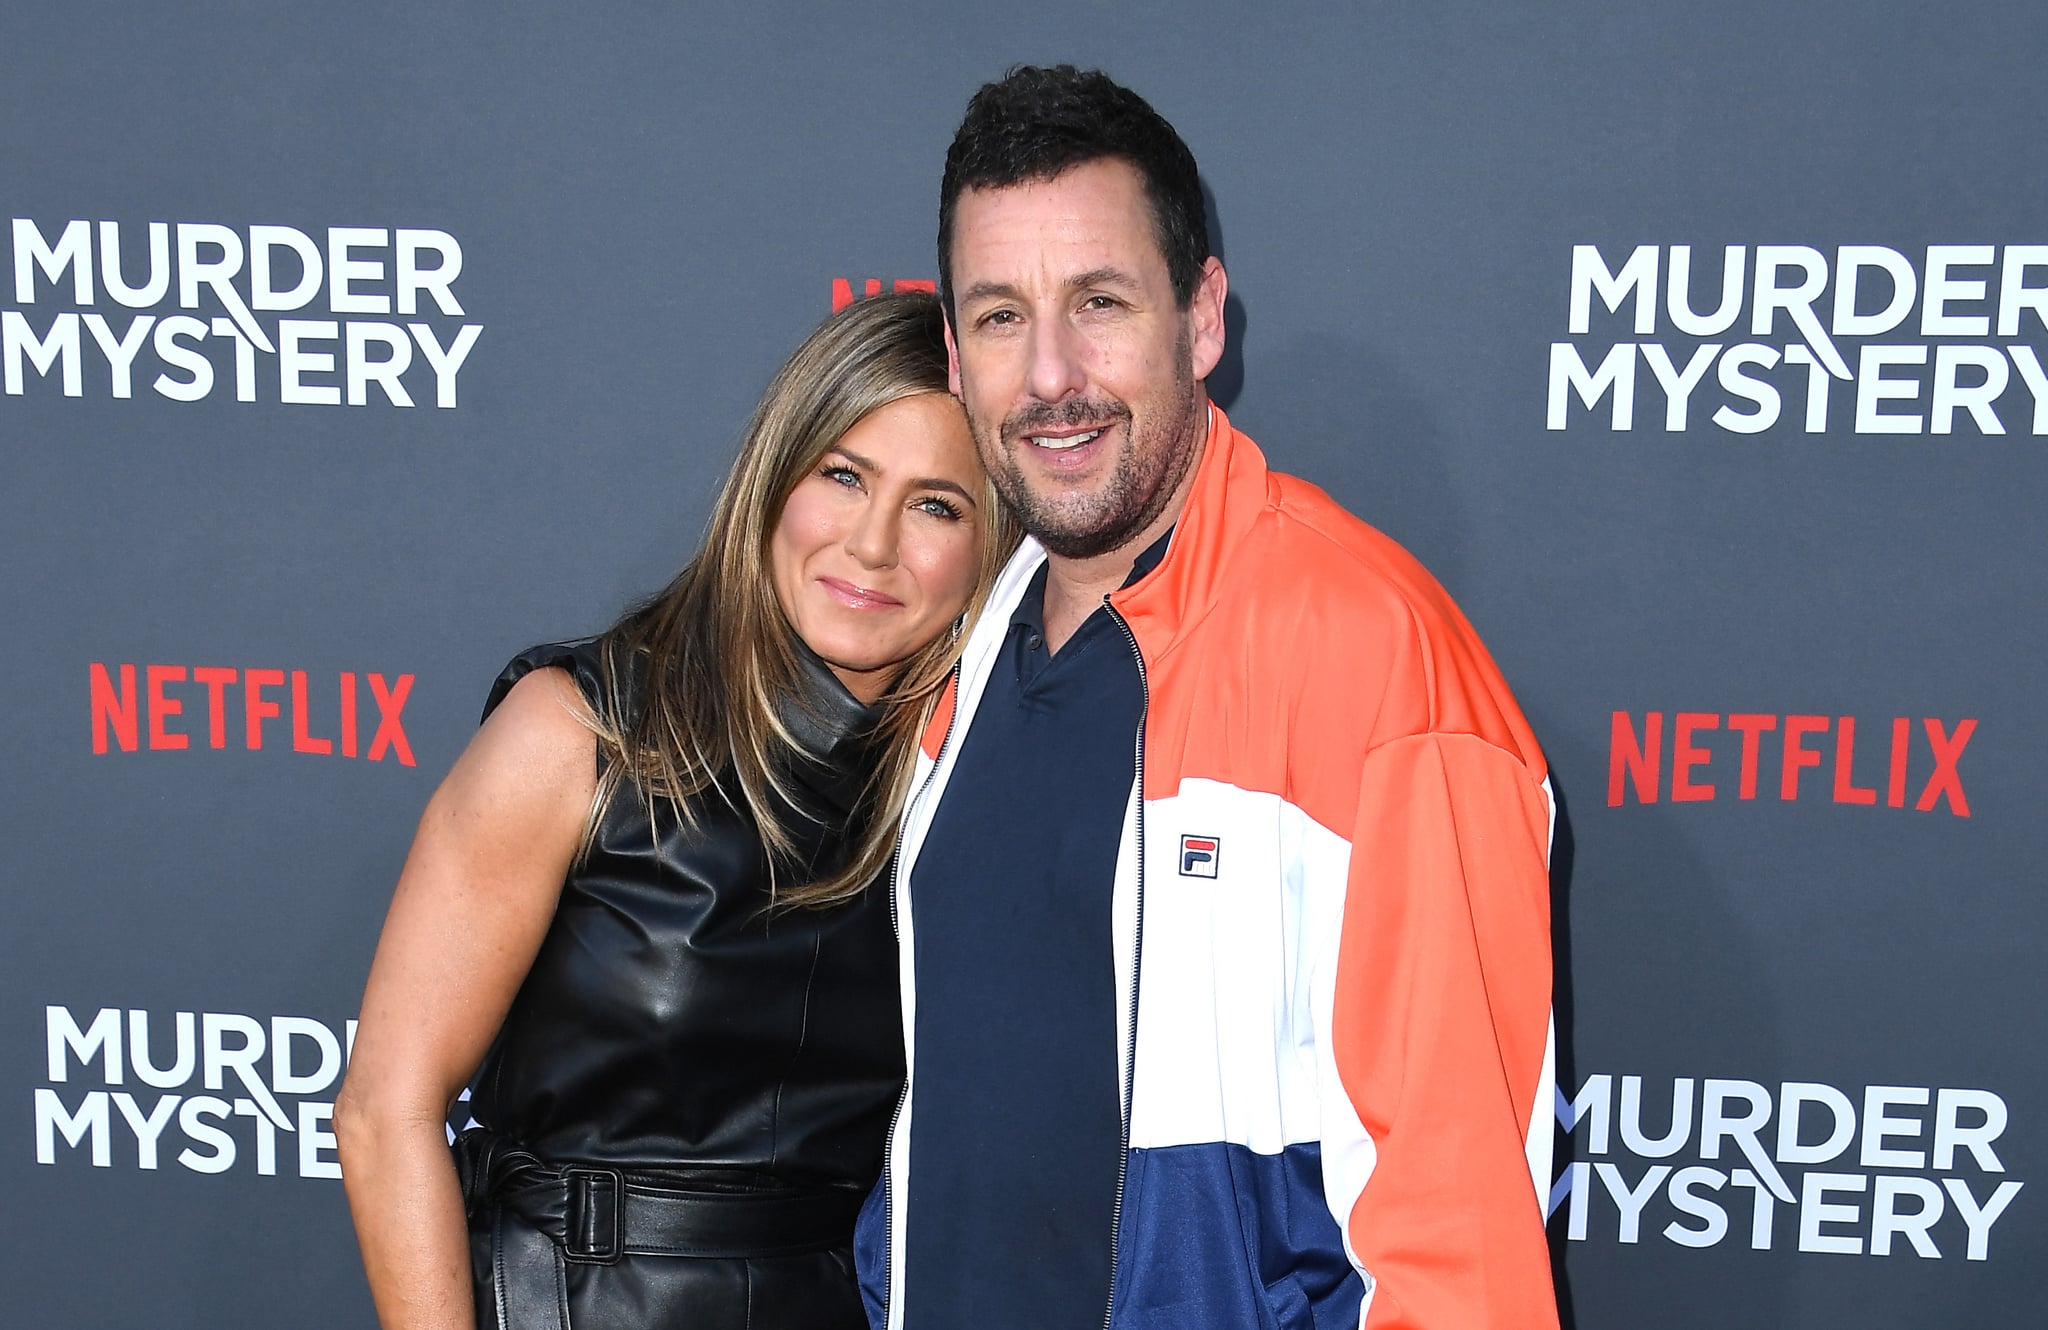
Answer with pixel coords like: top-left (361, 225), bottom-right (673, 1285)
top-left (1029, 428), bottom-right (1103, 450)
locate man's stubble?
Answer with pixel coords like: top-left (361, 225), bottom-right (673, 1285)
top-left (969, 326), bottom-right (1203, 562)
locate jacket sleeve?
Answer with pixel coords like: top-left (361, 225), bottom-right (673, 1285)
top-left (1317, 731), bottom-right (1558, 1329)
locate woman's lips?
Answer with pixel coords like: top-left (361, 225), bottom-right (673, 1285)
top-left (818, 576), bottom-right (904, 609)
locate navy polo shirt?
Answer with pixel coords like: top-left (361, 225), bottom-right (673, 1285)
top-left (902, 532), bottom-right (1169, 1330)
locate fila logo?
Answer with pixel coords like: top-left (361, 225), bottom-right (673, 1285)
top-left (1179, 835), bottom-right (1220, 878)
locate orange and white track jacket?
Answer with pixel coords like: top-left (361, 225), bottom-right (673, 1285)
top-left (861, 407), bottom-right (1559, 1330)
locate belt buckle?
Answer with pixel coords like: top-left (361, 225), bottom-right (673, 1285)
top-left (562, 1165), bottom-right (625, 1265)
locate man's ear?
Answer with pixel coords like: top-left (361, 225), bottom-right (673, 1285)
top-left (944, 314), bottom-right (963, 397)
top-left (1188, 256), bottom-right (1228, 383)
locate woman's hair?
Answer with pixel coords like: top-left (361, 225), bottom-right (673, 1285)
top-left (585, 291), bottom-right (1019, 908)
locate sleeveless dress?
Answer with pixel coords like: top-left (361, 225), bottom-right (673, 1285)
top-left (455, 639), bottom-right (904, 1330)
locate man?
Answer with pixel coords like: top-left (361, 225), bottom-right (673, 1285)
top-left (856, 65), bottom-right (1558, 1330)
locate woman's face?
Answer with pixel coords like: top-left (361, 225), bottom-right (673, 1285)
top-left (770, 392), bottom-right (987, 703)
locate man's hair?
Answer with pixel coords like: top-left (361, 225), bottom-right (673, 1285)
top-left (939, 65), bottom-right (1209, 318)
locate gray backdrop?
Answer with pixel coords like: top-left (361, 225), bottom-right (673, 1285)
top-left (4, 3), bottom-right (2039, 1326)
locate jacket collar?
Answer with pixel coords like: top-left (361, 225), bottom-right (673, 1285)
top-left (1109, 403), bottom-right (1269, 664)
top-left (963, 403), bottom-right (1270, 679)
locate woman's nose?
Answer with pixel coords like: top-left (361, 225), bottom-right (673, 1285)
top-left (844, 500), bottom-right (899, 570)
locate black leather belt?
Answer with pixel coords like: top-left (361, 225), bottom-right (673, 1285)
top-left (453, 1127), bottom-right (863, 1330)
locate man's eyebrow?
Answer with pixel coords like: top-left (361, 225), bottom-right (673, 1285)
top-left (957, 280), bottom-right (1022, 308)
top-left (1067, 265), bottom-right (1144, 293)
top-left (831, 446), bottom-right (978, 505)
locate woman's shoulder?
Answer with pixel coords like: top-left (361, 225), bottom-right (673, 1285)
top-left (482, 638), bottom-right (619, 725)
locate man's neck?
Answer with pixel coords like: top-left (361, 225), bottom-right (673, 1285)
top-left (1041, 411), bottom-right (1209, 653)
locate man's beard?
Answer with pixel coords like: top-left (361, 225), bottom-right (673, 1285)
top-left (972, 344), bottom-right (1202, 562)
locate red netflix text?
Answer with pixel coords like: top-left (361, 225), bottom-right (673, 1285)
top-left (88, 663), bottom-right (415, 766)
top-left (831, 277), bottom-right (937, 311)
top-left (1608, 711), bottom-right (1975, 817)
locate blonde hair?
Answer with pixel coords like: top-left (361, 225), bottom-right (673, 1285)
top-left (586, 292), bottom-right (1019, 907)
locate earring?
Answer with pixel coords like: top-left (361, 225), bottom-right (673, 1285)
top-left (950, 613), bottom-right (966, 641)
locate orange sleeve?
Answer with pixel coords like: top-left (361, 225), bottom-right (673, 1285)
top-left (1329, 731), bottom-right (1558, 1329)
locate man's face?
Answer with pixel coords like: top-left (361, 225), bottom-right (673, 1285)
top-left (945, 157), bottom-right (1226, 561)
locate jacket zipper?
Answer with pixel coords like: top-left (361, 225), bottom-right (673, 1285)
top-left (880, 661), bottom-right (963, 1330)
top-left (1102, 597), bottom-right (1149, 1330)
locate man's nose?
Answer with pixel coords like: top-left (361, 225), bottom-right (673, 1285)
top-left (1024, 317), bottom-right (1087, 404)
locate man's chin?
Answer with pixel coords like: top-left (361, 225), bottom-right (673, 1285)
top-left (1034, 530), bottom-right (1138, 561)
top-left (1020, 504), bottom-right (1152, 561)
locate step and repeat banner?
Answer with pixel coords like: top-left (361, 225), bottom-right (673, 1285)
top-left (4, 4), bottom-right (2039, 1327)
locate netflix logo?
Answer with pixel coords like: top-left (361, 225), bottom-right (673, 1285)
top-left (89, 662), bottom-right (415, 766)
top-left (1608, 712), bottom-right (1975, 816)
top-left (831, 277), bottom-right (936, 311)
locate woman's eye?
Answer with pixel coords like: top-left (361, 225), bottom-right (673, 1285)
top-left (820, 464), bottom-right (860, 488)
top-left (914, 496), bottom-right (963, 520)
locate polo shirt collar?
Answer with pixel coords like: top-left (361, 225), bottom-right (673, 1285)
top-left (1011, 526), bottom-right (1176, 638)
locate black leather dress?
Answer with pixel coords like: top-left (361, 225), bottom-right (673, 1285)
top-left (456, 639), bottom-right (904, 1330)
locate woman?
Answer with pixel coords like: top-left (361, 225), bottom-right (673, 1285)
top-left (335, 292), bottom-right (1017, 1330)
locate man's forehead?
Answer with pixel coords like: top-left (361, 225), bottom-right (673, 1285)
top-left (949, 159), bottom-right (1166, 285)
